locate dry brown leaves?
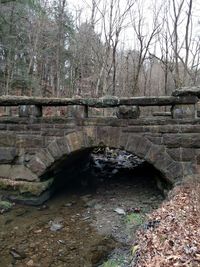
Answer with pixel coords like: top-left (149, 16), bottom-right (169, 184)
top-left (134, 182), bottom-right (200, 267)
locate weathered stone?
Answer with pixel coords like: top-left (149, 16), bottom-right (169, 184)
top-left (122, 126), bottom-right (145, 133)
top-left (84, 127), bottom-right (97, 147)
top-left (56, 137), bottom-right (71, 156)
top-left (0, 124), bottom-right (7, 130)
top-left (145, 135), bottom-right (163, 145)
top-left (65, 131), bottom-right (85, 152)
top-left (164, 134), bottom-right (200, 148)
top-left (181, 148), bottom-right (196, 161)
top-left (165, 162), bottom-right (183, 181)
top-left (163, 134), bottom-right (181, 148)
top-left (182, 162), bottom-right (197, 177)
top-left (0, 147), bottom-right (16, 163)
top-left (47, 140), bottom-right (64, 160)
top-left (116, 106), bottom-right (140, 119)
top-left (27, 157), bottom-right (46, 176)
top-left (153, 111), bottom-right (171, 117)
top-left (26, 124), bottom-right (42, 131)
top-left (126, 135), bottom-right (151, 158)
top-left (178, 125), bottom-right (200, 133)
top-left (166, 148), bottom-right (181, 161)
top-left (135, 138), bottom-right (152, 158)
top-left (5, 189), bottom-right (52, 206)
top-left (172, 86), bottom-right (200, 97)
top-left (36, 149), bottom-right (55, 169)
top-left (42, 128), bottom-right (66, 136)
top-left (9, 165), bottom-right (39, 181)
top-left (196, 101), bottom-right (200, 117)
top-left (125, 135), bottom-right (141, 154)
top-left (7, 124), bottom-right (26, 131)
top-left (16, 135), bottom-right (43, 149)
top-left (96, 127), bottom-right (109, 146)
top-left (166, 147), bottom-right (196, 162)
top-left (145, 146), bottom-right (182, 182)
top-left (106, 127), bottom-right (121, 148)
top-left (0, 177), bottom-right (53, 196)
top-left (0, 95), bottom-right (197, 107)
top-left (0, 134), bottom-right (16, 147)
top-left (145, 145), bottom-right (166, 165)
top-left (171, 104), bottom-right (196, 119)
top-left (118, 131), bottom-right (129, 149)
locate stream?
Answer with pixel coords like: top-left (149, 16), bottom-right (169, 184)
top-left (0, 149), bottom-right (165, 267)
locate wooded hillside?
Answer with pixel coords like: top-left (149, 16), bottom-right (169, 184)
top-left (0, 0), bottom-right (199, 98)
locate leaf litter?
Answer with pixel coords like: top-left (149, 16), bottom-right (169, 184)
top-left (132, 182), bottom-right (200, 267)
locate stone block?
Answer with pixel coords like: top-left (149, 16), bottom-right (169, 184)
top-left (125, 134), bottom-right (141, 154)
top-left (182, 134), bottom-right (200, 148)
top-left (0, 124), bottom-right (7, 130)
top-left (166, 148), bottom-right (181, 161)
top-left (135, 138), bottom-right (152, 158)
top-left (56, 137), bottom-right (71, 156)
top-left (126, 135), bottom-right (151, 158)
top-left (165, 162), bottom-right (183, 181)
top-left (0, 164), bottom-right (10, 178)
top-left (106, 127), bottom-right (121, 148)
top-left (47, 140), bottom-right (64, 160)
top-left (65, 131), bottom-right (85, 152)
top-left (42, 128), bottom-right (65, 137)
top-left (96, 127), bottom-right (109, 146)
top-left (123, 126), bottom-right (144, 133)
top-left (181, 148), bottom-right (196, 161)
top-left (116, 105), bottom-right (140, 119)
top-left (0, 134), bottom-right (16, 147)
top-left (9, 165), bottom-right (39, 181)
top-left (118, 131), bottom-right (129, 149)
top-left (0, 177), bottom-right (53, 196)
top-left (27, 157), bottom-right (46, 176)
top-left (182, 162), bottom-right (196, 177)
top-left (84, 127), bottom-right (97, 147)
top-left (145, 135), bottom-right (163, 145)
top-left (145, 145), bottom-right (166, 165)
top-left (163, 134), bottom-right (181, 148)
top-left (36, 149), bottom-right (55, 168)
top-left (0, 147), bottom-right (16, 163)
top-left (16, 135), bottom-right (43, 149)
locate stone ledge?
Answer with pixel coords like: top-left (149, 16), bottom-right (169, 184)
top-left (172, 86), bottom-right (200, 97)
top-left (0, 177), bottom-right (53, 196)
top-left (0, 164), bottom-right (38, 181)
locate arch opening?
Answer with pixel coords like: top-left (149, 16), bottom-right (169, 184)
top-left (41, 146), bottom-right (172, 200)
top-left (23, 146), bottom-right (173, 266)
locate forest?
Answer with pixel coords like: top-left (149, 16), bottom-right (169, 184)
top-left (0, 0), bottom-right (199, 98)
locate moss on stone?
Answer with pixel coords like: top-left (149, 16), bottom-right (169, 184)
top-left (0, 200), bottom-right (13, 210)
top-left (0, 177), bottom-right (54, 196)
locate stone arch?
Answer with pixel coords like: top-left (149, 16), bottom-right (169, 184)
top-left (26, 126), bottom-right (183, 183)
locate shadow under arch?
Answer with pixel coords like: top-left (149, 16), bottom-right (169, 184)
top-left (27, 127), bottom-right (183, 185)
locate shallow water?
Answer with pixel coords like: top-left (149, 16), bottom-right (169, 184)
top-left (0, 171), bottom-right (164, 267)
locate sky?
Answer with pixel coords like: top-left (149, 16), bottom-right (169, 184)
top-left (66, 0), bottom-right (200, 57)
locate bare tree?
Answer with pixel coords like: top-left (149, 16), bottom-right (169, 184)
top-left (129, 0), bottom-right (161, 95)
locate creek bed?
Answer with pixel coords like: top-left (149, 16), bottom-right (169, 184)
top-left (0, 150), bottom-right (165, 267)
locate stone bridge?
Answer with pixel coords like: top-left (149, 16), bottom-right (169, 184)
top-left (0, 87), bottom-right (200, 204)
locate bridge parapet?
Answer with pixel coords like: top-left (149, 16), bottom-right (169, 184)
top-left (0, 94), bottom-right (198, 119)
